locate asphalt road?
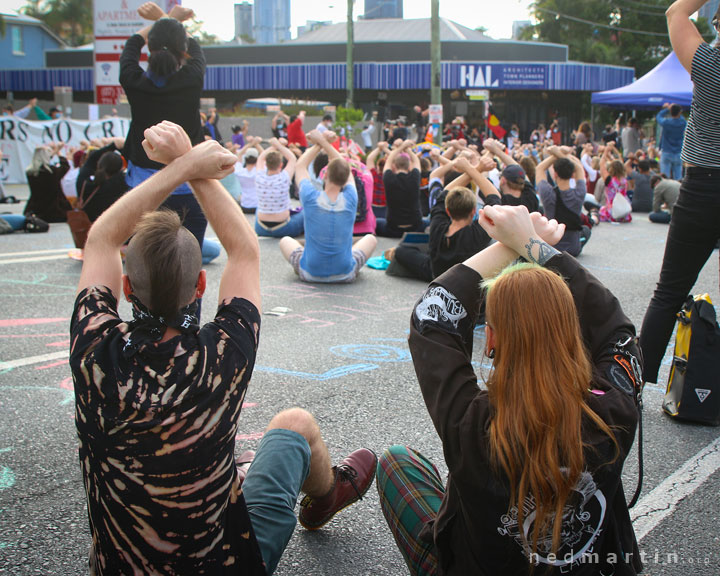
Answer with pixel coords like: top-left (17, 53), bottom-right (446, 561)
top-left (0, 183), bottom-right (718, 575)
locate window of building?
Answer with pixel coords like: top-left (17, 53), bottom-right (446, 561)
top-left (11, 26), bottom-right (24, 55)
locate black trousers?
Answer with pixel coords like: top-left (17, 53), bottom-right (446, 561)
top-left (394, 245), bottom-right (433, 282)
top-left (639, 168), bottom-right (720, 382)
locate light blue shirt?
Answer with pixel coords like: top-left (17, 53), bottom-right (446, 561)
top-left (656, 108), bottom-right (687, 154)
top-left (299, 178), bottom-right (357, 278)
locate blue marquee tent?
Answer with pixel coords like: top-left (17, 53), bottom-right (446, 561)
top-left (591, 52), bottom-right (693, 108)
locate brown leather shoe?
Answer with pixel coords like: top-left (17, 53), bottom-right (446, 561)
top-left (298, 448), bottom-right (378, 530)
top-left (236, 450), bottom-right (256, 486)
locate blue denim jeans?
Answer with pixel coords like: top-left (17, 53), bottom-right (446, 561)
top-left (254, 212), bottom-right (305, 238)
top-left (660, 151), bottom-right (683, 181)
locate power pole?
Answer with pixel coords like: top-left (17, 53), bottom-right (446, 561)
top-left (346, 0), bottom-right (354, 109)
top-left (431, 0), bottom-right (441, 106)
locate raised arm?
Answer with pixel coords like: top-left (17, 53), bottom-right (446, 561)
top-left (535, 151), bottom-right (555, 185)
top-left (270, 138), bottom-right (297, 177)
top-left (454, 156), bottom-right (500, 201)
top-left (78, 122), bottom-right (236, 299)
top-left (483, 138), bottom-right (517, 168)
top-left (295, 144), bottom-right (322, 183)
top-left (665, 0), bottom-right (707, 73)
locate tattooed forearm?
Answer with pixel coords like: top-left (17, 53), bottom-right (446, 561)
top-left (524, 238), bottom-right (560, 266)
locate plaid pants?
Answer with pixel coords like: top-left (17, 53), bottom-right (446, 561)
top-left (376, 446), bottom-right (444, 576)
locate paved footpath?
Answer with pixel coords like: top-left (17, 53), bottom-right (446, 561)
top-left (0, 184), bottom-right (718, 575)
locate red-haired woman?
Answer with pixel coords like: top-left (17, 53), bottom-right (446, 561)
top-left (377, 205), bottom-right (643, 575)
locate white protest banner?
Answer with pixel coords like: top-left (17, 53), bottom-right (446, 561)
top-left (0, 116), bottom-right (129, 184)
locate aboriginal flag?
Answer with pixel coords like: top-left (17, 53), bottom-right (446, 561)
top-left (488, 114), bottom-right (507, 139)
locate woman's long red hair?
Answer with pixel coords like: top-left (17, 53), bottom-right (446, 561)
top-left (484, 263), bottom-right (616, 556)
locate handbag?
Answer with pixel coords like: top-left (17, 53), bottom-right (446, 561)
top-left (67, 181), bottom-right (99, 249)
top-left (611, 191), bottom-right (632, 221)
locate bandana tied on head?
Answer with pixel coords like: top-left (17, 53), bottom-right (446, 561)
top-left (122, 295), bottom-right (199, 358)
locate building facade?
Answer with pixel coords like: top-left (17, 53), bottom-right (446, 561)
top-left (363, 0), bottom-right (403, 20)
top-left (234, 2), bottom-right (254, 42)
top-left (253, 0), bottom-right (291, 44)
top-left (0, 13), bottom-right (63, 70)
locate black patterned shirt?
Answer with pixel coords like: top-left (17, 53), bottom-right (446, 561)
top-left (70, 286), bottom-right (265, 575)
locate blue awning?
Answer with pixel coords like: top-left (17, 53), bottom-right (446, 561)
top-left (591, 52), bottom-right (693, 108)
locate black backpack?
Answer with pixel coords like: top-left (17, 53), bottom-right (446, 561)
top-left (552, 186), bottom-right (582, 231)
top-left (663, 294), bottom-right (720, 426)
top-left (352, 168), bottom-right (367, 223)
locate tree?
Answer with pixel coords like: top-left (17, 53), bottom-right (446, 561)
top-left (521, 0), bottom-right (713, 76)
top-left (21, 0), bottom-right (93, 46)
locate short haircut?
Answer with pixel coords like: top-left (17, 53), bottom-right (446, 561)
top-left (420, 157), bottom-right (431, 172)
top-left (322, 114), bottom-right (333, 122)
top-left (553, 157), bottom-right (575, 180)
top-left (670, 104), bottom-right (682, 117)
top-left (637, 159), bottom-right (650, 172)
top-left (445, 187), bottom-right (476, 220)
top-left (289, 115), bottom-right (298, 124)
top-left (124, 210), bottom-right (202, 320)
top-left (326, 157), bottom-right (350, 186)
top-left (393, 153), bottom-right (410, 171)
top-left (650, 174), bottom-right (662, 188)
top-left (265, 150), bottom-right (283, 171)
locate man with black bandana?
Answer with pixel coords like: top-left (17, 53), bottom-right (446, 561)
top-left (70, 121), bottom-right (377, 575)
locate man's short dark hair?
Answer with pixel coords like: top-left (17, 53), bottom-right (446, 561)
top-left (445, 187), bottom-right (476, 220)
top-left (289, 115), bottom-right (298, 124)
top-left (650, 174), bottom-right (663, 188)
top-left (322, 114), bottom-right (333, 122)
top-left (553, 157), bottom-right (575, 180)
top-left (670, 104), bottom-right (682, 117)
top-left (125, 210), bottom-right (201, 320)
top-left (638, 159), bottom-right (650, 172)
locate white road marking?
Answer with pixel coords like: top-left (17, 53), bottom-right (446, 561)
top-left (0, 351), bottom-right (68, 370)
top-left (0, 248), bottom-right (70, 257)
top-left (631, 435), bottom-right (720, 542)
top-left (0, 254), bottom-right (71, 265)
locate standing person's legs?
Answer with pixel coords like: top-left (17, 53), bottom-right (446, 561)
top-left (640, 174), bottom-right (720, 382)
top-left (376, 446), bottom-right (443, 576)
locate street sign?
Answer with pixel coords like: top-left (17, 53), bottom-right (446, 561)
top-left (466, 89), bottom-right (490, 101)
top-left (429, 104), bottom-right (443, 125)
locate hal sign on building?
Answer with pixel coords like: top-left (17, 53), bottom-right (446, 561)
top-left (94, 0), bottom-right (179, 104)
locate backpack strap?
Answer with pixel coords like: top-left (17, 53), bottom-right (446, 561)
top-left (612, 334), bottom-right (645, 508)
top-left (75, 179), bottom-right (100, 212)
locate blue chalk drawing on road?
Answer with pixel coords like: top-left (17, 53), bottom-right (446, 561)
top-left (0, 466), bottom-right (15, 490)
top-left (330, 344), bottom-right (411, 363)
top-left (255, 363), bottom-right (379, 381)
top-left (0, 448), bottom-right (14, 550)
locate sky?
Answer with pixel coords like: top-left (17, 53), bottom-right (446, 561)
top-left (0, 0), bottom-right (536, 41)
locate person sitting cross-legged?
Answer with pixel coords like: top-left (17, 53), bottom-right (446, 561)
top-left (70, 121), bottom-right (377, 576)
top-left (254, 137), bottom-right (304, 238)
top-left (377, 204), bottom-right (642, 576)
top-left (535, 145), bottom-right (591, 256)
top-left (279, 129), bottom-right (377, 283)
top-left (389, 155), bottom-right (495, 282)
